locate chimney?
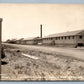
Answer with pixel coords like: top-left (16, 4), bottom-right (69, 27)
top-left (40, 24), bottom-right (42, 38)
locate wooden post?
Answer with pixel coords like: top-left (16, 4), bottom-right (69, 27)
top-left (0, 18), bottom-right (2, 80)
top-left (40, 24), bottom-right (42, 38)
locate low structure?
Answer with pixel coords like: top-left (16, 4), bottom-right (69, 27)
top-left (22, 37), bottom-right (41, 45)
top-left (16, 38), bottom-right (24, 44)
top-left (43, 30), bottom-right (84, 47)
top-left (8, 39), bottom-right (17, 44)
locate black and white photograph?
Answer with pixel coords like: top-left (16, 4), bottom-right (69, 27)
top-left (0, 4), bottom-right (84, 81)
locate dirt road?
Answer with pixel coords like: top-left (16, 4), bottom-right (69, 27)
top-left (3, 43), bottom-right (84, 61)
top-left (1, 43), bottom-right (84, 81)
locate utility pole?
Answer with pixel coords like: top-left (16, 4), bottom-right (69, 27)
top-left (0, 18), bottom-right (2, 80)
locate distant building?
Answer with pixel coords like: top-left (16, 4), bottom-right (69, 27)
top-left (21, 37), bottom-right (41, 45)
top-left (6, 39), bottom-right (17, 44)
top-left (16, 38), bottom-right (24, 44)
top-left (6, 39), bottom-right (11, 43)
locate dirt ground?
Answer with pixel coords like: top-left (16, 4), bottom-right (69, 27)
top-left (1, 43), bottom-right (84, 81)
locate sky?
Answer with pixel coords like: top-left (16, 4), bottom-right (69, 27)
top-left (0, 4), bottom-right (84, 41)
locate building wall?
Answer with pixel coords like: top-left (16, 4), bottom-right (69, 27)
top-left (25, 40), bottom-right (34, 45)
top-left (20, 41), bottom-right (24, 44)
top-left (42, 39), bottom-right (53, 45)
top-left (55, 36), bottom-right (76, 44)
top-left (16, 40), bottom-right (20, 44)
top-left (43, 36), bottom-right (77, 44)
top-left (43, 34), bottom-right (84, 47)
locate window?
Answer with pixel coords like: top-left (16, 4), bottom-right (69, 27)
top-left (68, 36), bottom-right (70, 39)
top-left (61, 37), bottom-right (63, 40)
top-left (65, 36), bottom-right (66, 39)
top-left (50, 38), bottom-right (52, 40)
top-left (59, 37), bottom-right (60, 40)
top-left (79, 36), bottom-right (82, 39)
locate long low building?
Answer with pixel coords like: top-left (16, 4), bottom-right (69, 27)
top-left (42, 30), bottom-right (84, 47)
top-left (19, 37), bottom-right (42, 45)
top-left (7, 29), bottom-right (84, 48)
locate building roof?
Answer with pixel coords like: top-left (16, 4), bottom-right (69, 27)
top-left (23, 37), bottom-right (40, 41)
top-left (44, 30), bottom-right (84, 38)
top-left (18, 38), bottom-right (24, 41)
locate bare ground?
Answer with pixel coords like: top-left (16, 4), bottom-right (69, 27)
top-left (1, 43), bottom-right (84, 81)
